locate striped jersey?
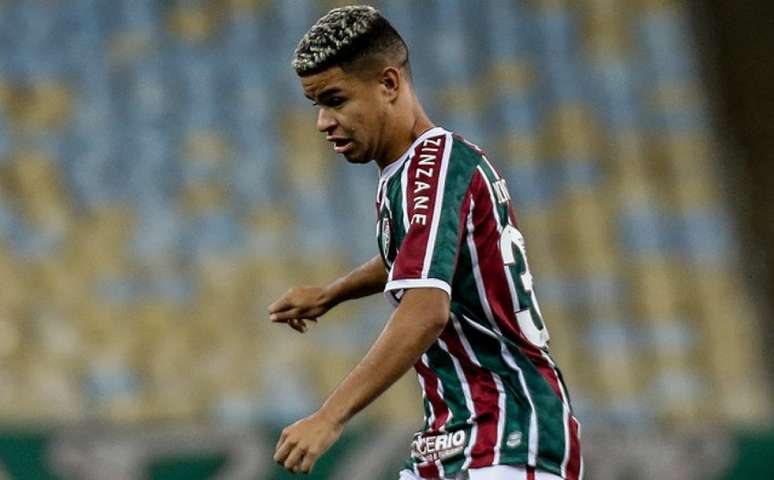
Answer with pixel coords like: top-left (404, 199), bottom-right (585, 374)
top-left (375, 127), bottom-right (583, 479)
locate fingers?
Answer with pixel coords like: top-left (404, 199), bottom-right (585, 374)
top-left (288, 319), bottom-right (307, 333)
top-left (276, 318), bottom-right (309, 333)
top-left (275, 428), bottom-right (287, 452)
top-left (268, 295), bottom-right (291, 314)
top-left (269, 287), bottom-right (327, 320)
top-left (270, 309), bottom-right (302, 322)
top-left (299, 450), bottom-right (318, 473)
top-left (273, 441), bottom-right (294, 468)
top-left (271, 313), bottom-right (318, 333)
top-left (274, 433), bottom-right (317, 474)
top-left (268, 288), bottom-right (322, 334)
top-left (283, 444), bottom-right (305, 472)
top-left (275, 444), bottom-right (318, 474)
top-left (269, 287), bottom-right (307, 315)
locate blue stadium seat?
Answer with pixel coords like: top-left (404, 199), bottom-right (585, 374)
top-left (0, 0), bottom-right (764, 426)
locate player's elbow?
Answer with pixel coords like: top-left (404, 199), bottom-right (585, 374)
top-left (425, 309), bottom-right (449, 335)
top-left (424, 301), bottom-right (449, 332)
top-left (400, 288), bottom-right (450, 333)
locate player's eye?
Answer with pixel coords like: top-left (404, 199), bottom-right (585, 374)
top-left (327, 96), bottom-right (345, 107)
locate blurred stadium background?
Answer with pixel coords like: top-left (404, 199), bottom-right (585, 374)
top-left (0, 0), bottom-right (771, 478)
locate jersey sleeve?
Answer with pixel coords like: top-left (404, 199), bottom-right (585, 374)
top-left (384, 132), bottom-right (472, 304)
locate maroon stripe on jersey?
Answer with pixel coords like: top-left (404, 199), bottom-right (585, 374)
top-left (471, 172), bottom-right (566, 399)
top-left (417, 463), bottom-right (440, 479)
top-left (473, 167), bottom-right (583, 474)
top-left (439, 327), bottom-right (499, 468)
top-left (566, 416), bottom-right (582, 480)
top-left (469, 173), bottom-right (524, 344)
top-left (535, 359), bottom-right (563, 400)
top-left (392, 134), bottom-right (447, 280)
top-left (453, 133), bottom-right (488, 158)
top-left (415, 358), bottom-right (450, 431)
top-left (527, 466), bottom-right (536, 480)
top-left (453, 133), bottom-right (519, 227)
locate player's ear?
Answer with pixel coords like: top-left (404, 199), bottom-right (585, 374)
top-left (380, 66), bottom-right (401, 102)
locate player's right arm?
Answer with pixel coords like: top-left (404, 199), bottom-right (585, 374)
top-left (268, 255), bottom-right (387, 332)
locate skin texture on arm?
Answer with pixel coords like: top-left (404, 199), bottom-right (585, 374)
top-left (268, 255), bottom-right (387, 332)
top-left (324, 254), bottom-right (389, 305)
top-left (273, 287), bottom-right (450, 473)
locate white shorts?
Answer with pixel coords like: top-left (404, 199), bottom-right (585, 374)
top-left (399, 465), bottom-right (563, 480)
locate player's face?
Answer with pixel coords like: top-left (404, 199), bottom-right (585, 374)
top-left (301, 66), bottom-right (387, 164)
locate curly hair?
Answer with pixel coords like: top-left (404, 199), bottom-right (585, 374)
top-left (292, 5), bottom-right (409, 78)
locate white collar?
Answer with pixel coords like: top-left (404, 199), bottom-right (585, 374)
top-left (378, 126), bottom-right (447, 182)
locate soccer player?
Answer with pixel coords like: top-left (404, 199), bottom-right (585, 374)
top-left (269, 5), bottom-right (582, 479)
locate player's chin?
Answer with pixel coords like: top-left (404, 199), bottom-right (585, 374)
top-left (342, 149), bottom-right (369, 164)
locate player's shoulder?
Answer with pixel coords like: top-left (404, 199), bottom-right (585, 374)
top-left (403, 128), bottom-right (488, 167)
top-left (449, 131), bottom-right (490, 163)
top-left (396, 128), bottom-right (491, 194)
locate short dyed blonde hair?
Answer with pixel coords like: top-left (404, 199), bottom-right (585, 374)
top-left (292, 5), bottom-right (409, 77)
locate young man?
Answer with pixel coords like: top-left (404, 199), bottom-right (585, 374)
top-left (270, 6), bottom-right (582, 480)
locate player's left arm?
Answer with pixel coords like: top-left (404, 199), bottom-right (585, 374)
top-left (273, 287), bottom-right (449, 474)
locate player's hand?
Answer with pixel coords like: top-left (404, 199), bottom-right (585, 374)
top-left (273, 410), bottom-right (344, 474)
top-left (268, 286), bottom-right (331, 333)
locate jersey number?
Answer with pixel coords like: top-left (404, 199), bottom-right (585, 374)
top-left (499, 225), bottom-right (550, 348)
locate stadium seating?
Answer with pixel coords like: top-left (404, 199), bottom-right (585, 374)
top-left (0, 0), bottom-right (767, 428)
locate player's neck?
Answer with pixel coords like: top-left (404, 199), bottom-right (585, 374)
top-left (376, 104), bottom-right (434, 172)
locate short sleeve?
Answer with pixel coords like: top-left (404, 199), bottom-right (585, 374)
top-left (384, 132), bottom-right (472, 304)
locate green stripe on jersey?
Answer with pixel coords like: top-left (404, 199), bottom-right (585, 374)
top-left (454, 313), bottom-right (532, 465)
top-left (424, 343), bottom-right (473, 432)
top-left (450, 243), bottom-right (530, 461)
top-left (458, 155), bottom-right (568, 474)
top-left (426, 139), bottom-right (479, 282)
top-left (475, 160), bottom-right (546, 330)
top-left (503, 342), bottom-right (566, 473)
top-left (475, 158), bottom-right (510, 228)
top-left (419, 385), bottom-right (432, 432)
top-left (449, 243), bottom-right (490, 325)
top-left (424, 342), bottom-right (475, 474)
top-left (385, 169), bottom-right (407, 242)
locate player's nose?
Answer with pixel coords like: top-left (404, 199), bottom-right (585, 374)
top-left (316, 107), bottom-right (337, 133)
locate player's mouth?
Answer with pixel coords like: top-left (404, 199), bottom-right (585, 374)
top-left (329, 138), bottom-right (354, 154)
